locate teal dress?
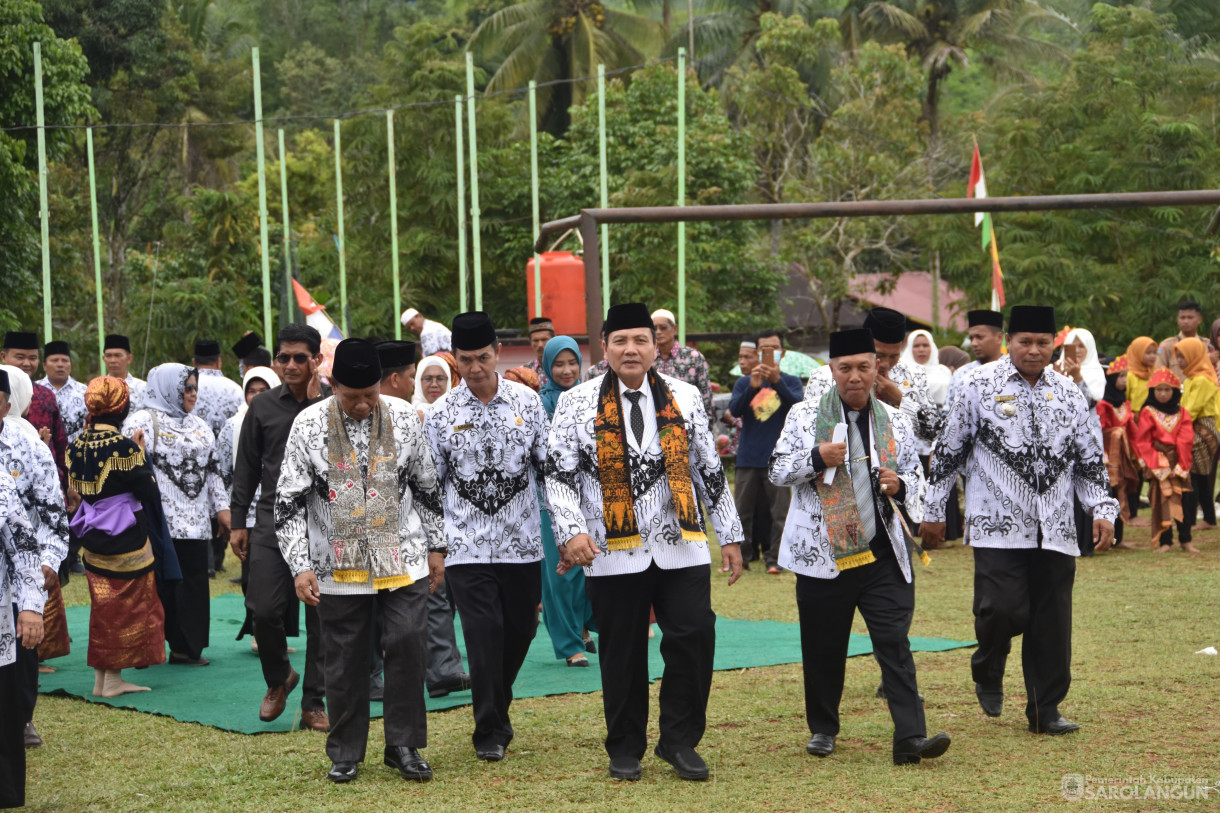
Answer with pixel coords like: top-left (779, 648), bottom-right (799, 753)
top-left (538, 337), bottom-right (597, 660)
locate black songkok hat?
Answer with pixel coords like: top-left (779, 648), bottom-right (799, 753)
top-left (103, 334), bottom-right (131, 352)
top-left (1007, 305), bottom-right (1057, 336)
top-left (232, 332), bottom-right (263, 359)
top-left (331, 339), bottom-right (382, 388)
top-left (829, 328), bottom-right (875, 359)
top-left (863, 308), bottom-right (907, 344)
top-left (603, 303), bottom-right (653, 337)
top-left (452, 311), bottom-right (498, 351)
top-left (0, 369), bottom-right (8, 395)
top-left (376, 341), bottom-right (416, 370)
top-left (3, 331), bottom-right (37, 350)
top-left (967, 309), bottom-right (1004, 329)
top-left (43, 340), bottom-right (71, 359)
top-left (194, 339), bottom-right (221, 357)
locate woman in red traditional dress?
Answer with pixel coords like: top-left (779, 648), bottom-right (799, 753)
top-left (1132, 370), bottom-right (1198, 553)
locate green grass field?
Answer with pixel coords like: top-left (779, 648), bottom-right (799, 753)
top-left (24, 533), bottom-right (1220, 812)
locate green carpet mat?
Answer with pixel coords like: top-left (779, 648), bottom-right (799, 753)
top-left (39, 593), bottom-right (973, 734)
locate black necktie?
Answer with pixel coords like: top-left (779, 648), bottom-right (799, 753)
top-left (624, 390), bottom-right (645, 446)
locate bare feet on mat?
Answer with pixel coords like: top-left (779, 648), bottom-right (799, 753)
top-left (1182, 543), bottom-right (1202, 555)
top-left (99, 670), bottom-right (152, 697)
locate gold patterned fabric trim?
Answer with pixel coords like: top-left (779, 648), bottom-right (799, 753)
top-left (82, 540), bottom-right (155, 574)
top-left (67, 426), bottom-right (147, 496)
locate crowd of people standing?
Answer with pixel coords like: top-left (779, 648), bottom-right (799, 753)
top-left (0, 295), bottom-right (1214, 806)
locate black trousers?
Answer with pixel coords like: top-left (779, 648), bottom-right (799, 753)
top-left (14, 619), bottom-right (37, 728)
top-left (0, 642), bottom-right (31, 809)
top-left (246, 534), bottom-right (324, 710)
top-left (446, 563), bottom-right (541, 750)
top-left (585, 563), bottom-right (716, 760)
top-left (972, 547), bottom-right (1075, 728)
top-left (162, 539), bottom-right (211, 660)
top-left (795, 556), bottom-right (924, 743)
top-left (735, 467), bottom-right (790, 568)
top-left (1190, 472), bottom-right (1216, 525)
top-left (317, 582), bottom-right (429, 764)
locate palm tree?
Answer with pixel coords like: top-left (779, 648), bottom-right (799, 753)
top-left (471, 0), bottom-right (665, 135)
top-left (846, 0), bottom-right (1074, 148)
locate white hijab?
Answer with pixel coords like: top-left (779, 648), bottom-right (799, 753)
top-left (900, 330), bottom-right (952, 406)
top-left (0, 365), bottom-right (42, 442)
top-left (1063, 327), bottom-right (1106, 403)
top-left (412, 355), bottom-right (453, 410)
top-left (228, 366), bottom-right (281, 467)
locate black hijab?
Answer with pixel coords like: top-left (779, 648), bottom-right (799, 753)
top-left (1144, 385), bottom-right (1181, 415)
top-left (1102, 372), bottom-right (1127, 409)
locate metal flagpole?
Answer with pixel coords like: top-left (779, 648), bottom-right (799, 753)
top-left (387, 110), bottom-right (402, 338)
top-left (278, 129), bottom-right (292, 325)
top-left (253, 47), bottom-right (272, 339)
top-left (334, 119), bottom-right (348, 335)
top-left (529, 80), bottom-right (542, 318)
top-left (598, 64), bottom-right (609, 315)
top-left (87, 128), bottom-right (104, 369)
top-left (455, 95), bottom-right (467, 312)
top-left (33, 43), bottom-right (53, 340)
top-left (676, 48), bottom-right (687, 346)
top-left (465, 53), bottom-right (483, 310)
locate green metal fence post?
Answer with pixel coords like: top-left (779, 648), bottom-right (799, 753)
top-left (387, 110), bottom-right (402, 338)
top-left (87, 128), bottom-right (104, 369)
top-left (334, 119), bottom-right (348, 335)
top-left (33, 42), bottom-right (52, 339)
top-left (253, 47), bottom-right (272, 339)
top-left (598, 64), bottom-right (609, 315)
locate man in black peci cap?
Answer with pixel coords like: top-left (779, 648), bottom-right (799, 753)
top-left (102, 334), bottom-right (147, 410)
top-left (36, 341), bottom-right (88, 444)
top-left (545, 303), bottom-right (745, 782)
top-left (277, 338), bottom-right (447, 785)
top-left (947, 309), bottom-right (1005, 406)
top-left (923, 306), bottom-right (1117, 736)
top-left (770, 327), bottom-right (949, 765)
top-left (423, 311), bottom-right (550, 764)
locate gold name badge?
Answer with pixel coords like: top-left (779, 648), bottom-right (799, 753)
top-left (453, 423), bottom-right (473, 432)
top-left (994, 395), bottom-right (1016, 402)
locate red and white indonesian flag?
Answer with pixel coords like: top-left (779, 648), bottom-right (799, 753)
top-left (968, 144), bottom-right (1005, 308)
top-left (291, 279), bottom-right (344, 377)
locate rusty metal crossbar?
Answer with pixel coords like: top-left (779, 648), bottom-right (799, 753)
top-left (536, 190), bottom-right (1220, 362)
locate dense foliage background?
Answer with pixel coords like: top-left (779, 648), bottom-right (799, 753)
top-left (3, 0), bottom-right (1219, 376)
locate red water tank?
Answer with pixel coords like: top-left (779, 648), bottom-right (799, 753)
top-left (527, 251), bottom-right (587, 336)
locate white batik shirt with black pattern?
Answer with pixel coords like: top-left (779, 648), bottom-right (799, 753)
top-left (923, 355), bottom-right (1118, 557)
top-left (804, 360), bottom-right (942, 445)
top-left (946, 360), bottom-right (981, 408)
top-left (545, 373), bottom-right (744, 578)
top-left (194, 369), bottom-right (244, 438)
top-left (125, 373), bottom-right (147, 412)
top-left (37, 376), bottom-right (88, 443)
top-left (123, 409), bottom-right (227, 540)
top-left (275, 396), bottom-right (445, 596)
top-left (768, 397), bottom-right (924, 582)
top-left (0, 470), bottom-right (43, 668)
top-left (0, 421), bottom-right (68, 572)
top-left (212, 415), bottom-right (259, 530)
top-left (419, 320), bottom-right (453, 359)
top-left (424, 375), bottom-right (549, 566)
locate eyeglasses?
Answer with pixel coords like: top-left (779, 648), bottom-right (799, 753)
top-left (276, 353), bottom-right (313, 365)
top-left (184, 384), bottom-right (198, 393)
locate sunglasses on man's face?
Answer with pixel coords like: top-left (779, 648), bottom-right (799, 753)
top-left (276, 353), bottom-right (313, 366)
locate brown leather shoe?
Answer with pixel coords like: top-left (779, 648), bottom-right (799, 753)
top-left (301, 708), bottom-right (330, 732)
top-left (259, 667), bottom-right (300, 722)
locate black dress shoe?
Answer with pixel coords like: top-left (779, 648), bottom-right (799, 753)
top-left (476, 744), bottom-right (506, 762)
top-left (893, 733), bottom-right (951, 765)
top-left (975, 682), bottom-right (1003, 717)
top-left (1030, 716), bottom-right (1080, 735)
top-left (428, 673), bottom-right (472, 698)
top-left (385, 746), bottom-right (433, 781)
top-left (327, 762), bottom-right (358, 783)
top-left (609, 756), bottom-right (642, 781)
top-left (806, 733), bottom-right (835, 757)
top-left (654, 743), bottom-right (709, 781)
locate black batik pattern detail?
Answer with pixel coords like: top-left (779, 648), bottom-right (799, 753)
top-left (157, 455), bottom-right (209, 500)
top-left (453, 468), bottom-right (531, 516)
top-left (696, 460), bottom-right (728, 509)
top-left (627, 449), bottom-right (667, 500)
top-left (977, 420), bottom-right (1071, 495)
top-left (275, 492), bottom-right (308, 531)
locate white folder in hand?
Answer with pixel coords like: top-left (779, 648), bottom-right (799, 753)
top-left (822, 422), bottom-right (848, 485)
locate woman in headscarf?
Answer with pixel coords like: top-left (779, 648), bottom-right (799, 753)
top-left (412, 355), bottom-right (456, 421)
top-left (1210, 319), bottom-right (1220, 379)
top-left (1098, 357), bottom-right (1140, 549)
top-left (67, 376), bottom-right (180, 696)
top-left (1061, 328), bottom-right (1107, 406)
top-left (1125, 336), bottom-right (1158, 413)
top-left (1174, 336), bottom-right (1220, 530)
top-left (899, 331), bottom-right (960, 545)
top-left (937, 346), bottom-right (970, 374)
top-left (537, 336), bottom-right (596, 666)
top-left (1133, 370), bottom-right (1198, 553)
top-left (211, 367), bottom-right (283, 650)
top-left (124, 364), bottom-right (228, 665)
top-left (1, 365), bottom-right (72, 669)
